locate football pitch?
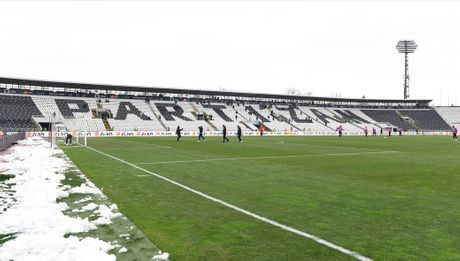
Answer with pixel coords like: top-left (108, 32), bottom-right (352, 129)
top-left (62, 135), bottom-right (460, 260)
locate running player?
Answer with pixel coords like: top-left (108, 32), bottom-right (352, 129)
top-left (222, 125), bottom-right (229, 143)
top-left (198, 126), bottom-right (206, 142)
top-left (364, 126), bottom-right (368, 137)
top-left (387, 127), bottom-right (392, 137)
top-left (237, 125), bottom-right (242, 143)
top-left (372, 127), bottom-right (377, 136)
top-left (176, 126), bottom-right (183, 142)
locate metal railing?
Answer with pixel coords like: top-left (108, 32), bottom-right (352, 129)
top-left (0, 133), bottom-right (26, 151)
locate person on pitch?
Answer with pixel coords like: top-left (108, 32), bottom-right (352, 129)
top-left (237, 125), bottom-right (243, 143)
top-left (336, 125), bottom-right (344, 137)
top-left (176, 126), bottom-right (183, 142)
top-left (259, 124), bottom-right (265, 137)
top-left (452, 125), bottom-right (458, 141)
top-left (222, 124), bottom-right (229, 143)
top-left (198, 126), bottom-right (206, 142)
top-left (65, 133), bottom-right (73, 146)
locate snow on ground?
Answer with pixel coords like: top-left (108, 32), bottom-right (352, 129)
top-left (153, 251), bottom-right (170, 260)
top-left (0, 137), bottom-right (129, 260)
top-left (69, 181), bottom-right (103, 195)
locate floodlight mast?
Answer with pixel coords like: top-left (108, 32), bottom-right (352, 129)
top-left (396, 40), bottom-right (417, 99)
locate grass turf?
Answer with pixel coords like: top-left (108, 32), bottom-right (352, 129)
top-left (62, 135), bottom-right (460, 260)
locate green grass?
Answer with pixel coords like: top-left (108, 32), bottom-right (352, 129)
top-left (62, 135), bottom-right (460, 260)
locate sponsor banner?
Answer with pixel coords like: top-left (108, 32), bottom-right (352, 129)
top-left (25, 130), bottom-right (452, 137)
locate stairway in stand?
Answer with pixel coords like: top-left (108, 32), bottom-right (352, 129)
top-left (102, 118), bottom-right (112, 131)
top-left (189, 102), bottom-right (219, 131)
top-left (91, 109), bottom-right (98, 118)
top-left (147, 102), bottom-right (169, 131)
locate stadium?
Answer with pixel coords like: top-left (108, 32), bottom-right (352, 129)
top-left (1, 2), bottom-right (460, 261)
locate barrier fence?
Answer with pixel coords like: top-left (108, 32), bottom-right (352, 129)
top-left (0, 133), bottom-right (26, 151)
top-left (24, 130), bottom-right (453, 138)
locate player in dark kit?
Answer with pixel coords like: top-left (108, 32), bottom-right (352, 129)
top-left (452, 125), bottom-right (458, 140)
top-left (65, 133), bottom-right (73, 146)
top-left (176, 126), bottom-right (183, 142)
top-left (237, 125), bottom-right (242, 143)
top-left (198, 126), bottom-right (206, 142)
top-left (222, 125), bottom-right (229, 143)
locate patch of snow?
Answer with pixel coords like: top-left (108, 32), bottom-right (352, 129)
top-left (61, 184), bottom-right (72, 191)
top-left (69, 181), bottom-right (102, 195)
top-left (118, 247), bottom-right (128, 253)
top-left (0, 138), bottom-right (115, 260)
top-left (72, 202), bottom-right (99, 213)
top-left (152, 251), bottom-right (170, 260)
top-left (0, 235), bottom-right (115, 261)
top-left (92, 204), bottom-right (122, 225)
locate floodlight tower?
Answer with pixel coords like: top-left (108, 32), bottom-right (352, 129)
top-left (396, 40), bottom-right (418, 99)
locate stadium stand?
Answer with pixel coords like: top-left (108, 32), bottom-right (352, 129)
top-left (435, 107), bottom-right (460, 125)
top-left (361, 109), bottom-right (415, 130)
top-left (398, 109), bottom-right (450, 131)
top-left (102, 99), bottom-right (165, 131)
top-left (0, 77), bottom-right (453, 133)
top-left (32, 96), bottom-right (106, 131)
top-left (0, 94), bottom-right (42, 131)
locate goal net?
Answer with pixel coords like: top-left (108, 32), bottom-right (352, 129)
top-left (47, 115), bottom-right (88, 148)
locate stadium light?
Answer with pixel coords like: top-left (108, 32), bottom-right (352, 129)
top-left (396, 40), bottom-right (418, 99)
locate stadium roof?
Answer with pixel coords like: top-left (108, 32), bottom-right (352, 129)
top-left (0, 76), bottom-right (431, 104)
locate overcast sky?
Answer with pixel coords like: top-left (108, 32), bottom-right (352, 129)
top-left (1, 1), bottom-right (459, 105)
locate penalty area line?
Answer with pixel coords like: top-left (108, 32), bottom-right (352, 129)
top-left (85, 145), bottom-right (372, 261)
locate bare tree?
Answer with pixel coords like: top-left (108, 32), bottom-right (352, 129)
top-left (286, 88), bottom-right (312, 96)
top-left (331, 92), bottom-right (343, 98)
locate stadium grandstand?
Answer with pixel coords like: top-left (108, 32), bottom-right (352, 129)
top-left (0, 77), bottom-right (455, 135)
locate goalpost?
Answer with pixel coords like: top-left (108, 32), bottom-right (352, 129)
top-left (75, 116), bottom-right (88, 147)
top-left (48, 114), bottom-right (88, 148)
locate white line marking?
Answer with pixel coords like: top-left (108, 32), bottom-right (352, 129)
top-left (60, 145), bottom-right (84, 149)
top-left (85, 145), bottom-right (372, 261)
top-left (138, 151), bottom-right (399, 165)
